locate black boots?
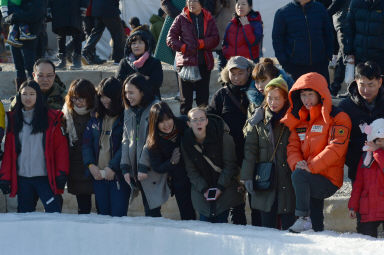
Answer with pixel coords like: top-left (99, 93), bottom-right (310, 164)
top-left (70, 53), bottom-right (82, 70)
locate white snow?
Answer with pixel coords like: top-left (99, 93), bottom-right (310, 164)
top-left (0, 213), bottom-right (382, 255)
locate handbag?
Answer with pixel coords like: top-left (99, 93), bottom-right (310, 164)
top-left (253, 126), bottom-right (285, 191)
top-left (178, 66), bottom-right (202, 82)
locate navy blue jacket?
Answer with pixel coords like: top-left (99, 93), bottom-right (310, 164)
top-left (82, 114), bottom-right (124, 173)
top-left (272, 0), bottom-right (334, 67)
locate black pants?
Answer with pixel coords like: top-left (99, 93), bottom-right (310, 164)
top-left (291, 169), bottom-right (338, 231)
top-left (178, 64), bottom-right (211, 115)
top-left (173, 181), bottom-right (196, 220)
top-left (229, 193), bottom-right (261, 226)
top-left (76, 194), bottom-right (92, 214)
top-left (57, 31), bottom-right (82, 55)
top-left (11, 39), bottom-right (37, 80)
top-left (358, 221), bottom-right (384, 238)
top-left (83, 16), bottom-right (125, 62)
top-left (67, 17), bottom-right (93, 55)
top-left (285, 61), bottom-right (330, 85)
top-left (36, 23), bottom-right (48, 59)
top-left (260, 195), bottom-right (296, 230)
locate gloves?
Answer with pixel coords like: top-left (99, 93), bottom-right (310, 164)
top-left (1, 6), bottom-right (8, 18)
top-left (243, 180), bottom-right (255, 194)
top-left (0, 180), bottom-right (11, 195)
top-left (55, 172), bottom-right (67, 190)
top-left (80, 7), bottom-right (87, 17)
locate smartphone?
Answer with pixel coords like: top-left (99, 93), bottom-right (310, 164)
top-left (207, 188), bottom-right (217, 201)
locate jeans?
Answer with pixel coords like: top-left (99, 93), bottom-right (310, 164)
top-left (178, 64), bottom-right (211, 115)
top-left (83, 16), bottom-right (125, 62)
top-left (200, 210), bottom-right (229, 223)
top-left (291, 169), bottom-right (338, 231)
top-left (17, 176), bottom-right (61, 213)
top-left (11, 39), bottom-right (37, 80)
top-left (93, 178), bottom-right (130, 217)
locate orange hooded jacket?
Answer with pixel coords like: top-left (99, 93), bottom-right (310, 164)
top-left (281, 73), bottom-right (351, 188)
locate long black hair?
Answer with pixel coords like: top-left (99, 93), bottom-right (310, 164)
top-left (95, 76), bottom-right (123, 118)
top-left (122, 73), bottom-right (155, 109)
top-left (12, 80), bottom-right (49, 135)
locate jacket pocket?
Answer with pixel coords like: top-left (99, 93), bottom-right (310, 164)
top-left (359, 190), bottom-right (369, 215)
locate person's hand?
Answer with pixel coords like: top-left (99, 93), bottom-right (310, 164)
top-left (138, 172), bottom-right (148, 181)
top-left (170, 147), bottom-right (181, 165)
top-left (104, 167), bottom-right (115, 181)
top-left (296, 160), bottom-right (310, 172)
top-left (89, 164), bottom-right (103, 180)
top-left (80, 7), bottom-right (87, 17)
top-left (346, 55), bottom-right (355, 64)
top-left (349, 210), bottom-right (356, 219)
top-left (365, 141), bottom-right (380, 152)
top-left (239, 16), bottom-right (249, 26)
top-left (124, 173), bottom-right (131, 185)
top-left (214, 189), bottom-right (222, 200)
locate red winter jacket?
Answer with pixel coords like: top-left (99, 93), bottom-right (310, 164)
top-left (348, 149), bottom-right (384, 223)
top-left (0, 109), bottom-right (69, 197)
top-left (167, 7), bottom-right (219, 70)
top-left (222, 11), bottom-right (263, 62)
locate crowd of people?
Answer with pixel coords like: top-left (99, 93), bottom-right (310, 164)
top-left (0, 0), bottom-right (383, 239)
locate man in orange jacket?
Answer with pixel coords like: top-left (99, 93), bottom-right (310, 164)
top-left (281, 72), bottom-right (351, 232)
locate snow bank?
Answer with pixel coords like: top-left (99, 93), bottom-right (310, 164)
top-left (0, 213), bottom-right (382, 255)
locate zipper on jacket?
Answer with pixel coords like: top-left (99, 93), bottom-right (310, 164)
top-left (303, 6), bottom-right (312, 65)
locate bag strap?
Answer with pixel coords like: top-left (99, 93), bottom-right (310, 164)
top-left (269, 126), bottom-right (285, 162)
top-left (225, 87), bottom-right (247, 115)
top-left (193, 144), bottom-right (222, 173)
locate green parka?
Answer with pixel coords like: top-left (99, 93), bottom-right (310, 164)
top-left (241, 107), bottom-right (295, 214)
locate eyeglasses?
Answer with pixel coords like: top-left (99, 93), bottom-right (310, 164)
top-left (190, 117), bottom-right (207, 123)
top-left (71, 97), bottom-right (86, 103)
top-left (36, 73), bottom-right (55, 80)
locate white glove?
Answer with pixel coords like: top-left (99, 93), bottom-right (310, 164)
top-left (80, 7), bottom-right (87, 17)
top-left (1, 6), bottom-right (8, 18)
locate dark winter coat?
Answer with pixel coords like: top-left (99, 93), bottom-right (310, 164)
top-left (344, 0), bottom-right (384, 64)
top-left (348, 149), bottom-right (384, 223)
top-left (222, 11), bottom-right (263, 62)
top-left (329, 0), bottom-right (351, 32)
top-left (181, 114), bottom-right (243, 217)
top-left (116, 56), bottom-right (163, 99)
top-left (6, 0), bottom-right (47, 35)
top-left (150, 14), bottom-right (165, 44)
top-left (272, 0), bottom-right (334, 67)
top-left (338, 82), bottom-right (384, 180)
top-left (147, 116), bottom-right (191, 191)
top-left (241, 107), bottom-right (295, 214)
top-left (167, 7), bottom-right (220, 70)
top-left (207, 82), bottom-right (250, 166)
top-left (65, 111), bottom-right (93, 195)
top-left (91, 0), bottom-right (120, 18)
top-left (50, 0), bottom-right (88, 34)
top-left (82, 113), bottom-right (124, 174)
top-left (0, 110), bottom-right (69, 197)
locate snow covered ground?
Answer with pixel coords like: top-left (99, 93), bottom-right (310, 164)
top-left (0, 213), bottom-right (382, 255)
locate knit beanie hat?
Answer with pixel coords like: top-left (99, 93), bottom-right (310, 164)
top-left (264, 75), bottom-right (288, 94)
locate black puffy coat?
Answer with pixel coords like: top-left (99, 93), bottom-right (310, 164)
top-left (91, 0), bottom-right (120, 18)
top-left (272, 0), bottom-right (334, 67)
top-left (338, 82), bottom-right (384, 180)
top-left (51, 0), bottom-right (89, 34)
top-left (344, 0), bottom-right (384, 64)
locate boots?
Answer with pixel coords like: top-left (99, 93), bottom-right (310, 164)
top-left (7, 25), bottom-right (23, 47)
top-left (55, 53), bottom-right (66, 70)
top-left (70, 53), bottom-right (82, 70)
top-left (19, 24), bottom-right (37, 40)
top-left (15, 77), bottom-right (26, 93)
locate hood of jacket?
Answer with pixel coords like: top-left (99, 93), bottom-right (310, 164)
top-left (282, 72), bottom-right (332, 130)
top-left (150, 14), bottom-right (164, 24)
top-left (347, 80), bottom-right (384, 109)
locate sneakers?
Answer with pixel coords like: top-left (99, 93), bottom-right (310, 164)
top-left (19, 25), bottom-right (37, 40)
top-left (93, 54), bottom-right (106, 65)
top-left (69, 53), bottom-right (82, 70)
top-left (289, 216), bottom-right (312, 233)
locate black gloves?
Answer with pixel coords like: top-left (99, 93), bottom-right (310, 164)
top-left (0, 180), bottom-right (11, 195)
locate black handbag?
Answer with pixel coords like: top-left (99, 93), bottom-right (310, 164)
top-left (253, 127), bottom-right (285, 191)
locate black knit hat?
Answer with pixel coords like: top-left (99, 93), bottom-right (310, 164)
top-left (235, 0), bottom-right (253, 6)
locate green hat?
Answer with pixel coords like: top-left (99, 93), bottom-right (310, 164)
top-left (264, 75), bottom-right (288, 94)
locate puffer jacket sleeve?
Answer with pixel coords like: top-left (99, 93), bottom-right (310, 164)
top-left (181, 142), bottom-right (209, 194)
top-left (240, 123), bottom-right (259, 181)
top-left (201, 18), bottom-right (220, 51)
top-left (307, 112), bottom-right (352, 174)
top-left (82, 119), bottom-right (97, 167)
top-left (243, 15), bottom-right (263, 47)
top-left (53, 119), bottom-right (69, 177)
top-left (343, 0), bottom-right (356, 55)
top-left (116, 59), bottom-right (133, 83)
top-left (120, 111), bottom-right (132, 175)
top-left (272, 8), bottom-right (289, 67)
top-left (286, 126), bottom-right (305, 171)
top-left (216, 132), bottom-right (238, 191)
top-left (348, 159), bottom-right (364, 211)
top-left (166, 15), bottom-right (184, 52)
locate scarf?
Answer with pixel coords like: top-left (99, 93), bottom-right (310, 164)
top-left (159, 125), bottom-right (178, 143)
top-left (62, 103), bottom-right (91, 146)
top-left (128, 51), bottom-right (150, 70)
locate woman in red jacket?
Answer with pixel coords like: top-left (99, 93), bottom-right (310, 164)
top-left (167, 0), bottom-right (219, 115)
top-left (222, 0), bottom-right (263, 63)
top-left (349, 118), bottom-right (384, 238)
top-left (0, 80), bottom-right (69, 213)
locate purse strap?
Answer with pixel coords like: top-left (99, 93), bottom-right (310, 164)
top-left (269, 126), bottom-right (285, 162)
top-left (193, 144), bottom-right (222, 173)
top-left (224, 87), bottom-right (247, 115)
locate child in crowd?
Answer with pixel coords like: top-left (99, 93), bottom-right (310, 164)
top-left (348, 118), bottom-right (384, 238)
top-left (1, 0), bottom-right (36, 47)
